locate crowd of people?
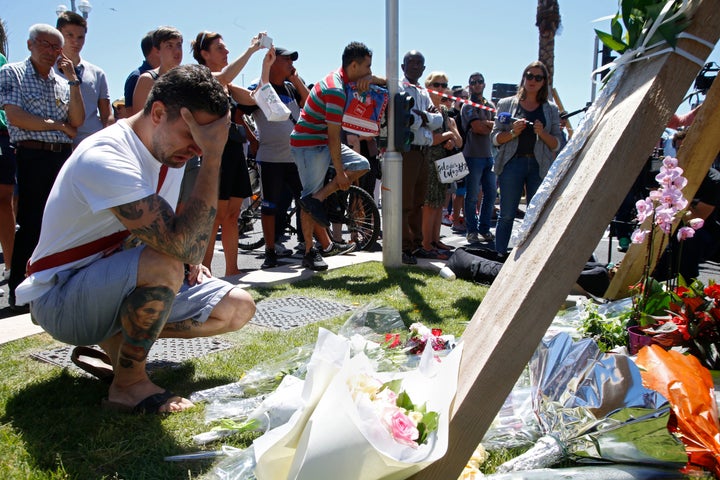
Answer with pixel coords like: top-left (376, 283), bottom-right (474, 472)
top-left (4, 14), bottom-right (715, 414)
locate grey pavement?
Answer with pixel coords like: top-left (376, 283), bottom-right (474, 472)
top-left (1, 209), bottom-right (718, 344)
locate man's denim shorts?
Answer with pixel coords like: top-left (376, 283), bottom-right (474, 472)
top-left (291, 144), bottom-right (369, 197)
top-left (30, 246), bottom-right (235, 346)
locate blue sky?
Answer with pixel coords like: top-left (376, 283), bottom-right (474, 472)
top-left (2, 0), bottom-right (716, 119)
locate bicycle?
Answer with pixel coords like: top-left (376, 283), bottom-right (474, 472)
top-left (237, 164), bottom-right (381, 252)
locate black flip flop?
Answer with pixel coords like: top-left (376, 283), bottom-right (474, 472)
top-left (70, 346), bottom-right (115, 384)
top-left (101, 390), bottom-right (182, 414)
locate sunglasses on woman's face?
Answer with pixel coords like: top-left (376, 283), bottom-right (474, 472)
top-left (524, 72), bottom-right (545, 82)
top-left (432, 82), bottom-right (448, 88)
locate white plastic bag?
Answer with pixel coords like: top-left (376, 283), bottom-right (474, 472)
top-left (254, 83), bottom-right (291, 122)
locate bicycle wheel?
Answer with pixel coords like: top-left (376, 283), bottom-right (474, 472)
top-left (237, 193), bottom-right (265, 251)
top-left (343, 185), bottom-right (380, 251)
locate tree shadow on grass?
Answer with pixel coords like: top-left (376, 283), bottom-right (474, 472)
top-left (2, 364), bottom-right (238, 479)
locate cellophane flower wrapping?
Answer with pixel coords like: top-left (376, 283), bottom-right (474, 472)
top-left (193, 303), bottom-right (456, 480)
top-left (636, 345), bottom-right (720, 477)
top-left (253, 328), bottom-right (462, 480)
top-left (495, 333), bottom-right (684, 473)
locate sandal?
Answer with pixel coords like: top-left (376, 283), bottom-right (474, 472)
top-left (71, 346), bottom-right (114, 384)
top-left (102, 389), bottom-right (185, 414)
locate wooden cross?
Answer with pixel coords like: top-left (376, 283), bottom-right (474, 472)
top-left (411, 1), bottom-right (720, 478)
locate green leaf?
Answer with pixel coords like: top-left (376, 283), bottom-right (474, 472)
top-left (422, 411), bottom-right (439, 434)
top-left (396, 390), bottom-right (415, 411)
top-left (382, 379), bottom-right (403, 394)
top-left (595, 29), bottom-right (628, 53)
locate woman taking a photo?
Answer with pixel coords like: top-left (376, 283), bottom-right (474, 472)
top-left (491, 61), bottom-right (562, 256)
top-left (191, 31), bottom-right (265, 276)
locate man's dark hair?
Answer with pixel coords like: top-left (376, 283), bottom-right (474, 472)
top-left (56, 11), bottom-right (87, 33)
top-left (141, 30), bottom-right (155, 58)
top-left (342, 41), bottom-right (372, 69)
top-left (144, 64), bottom-right (229, 120)
top-left (152, 26), bottom-right (182, 49)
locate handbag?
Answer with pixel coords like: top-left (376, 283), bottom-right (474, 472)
top-left (434, 151), bottom-right (469, 184)
top-left (253, 82), bottom-right (291, 122)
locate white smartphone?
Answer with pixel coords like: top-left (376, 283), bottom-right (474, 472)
top-left (260, 35), bottom-right (273, 49)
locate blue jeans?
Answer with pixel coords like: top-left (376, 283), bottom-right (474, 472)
top-left (463, 156), bottom-right (496, 235)
top-left (291, 144), bottom-right (369, 198)
top-left (495, 156), bottom-right (543, 254)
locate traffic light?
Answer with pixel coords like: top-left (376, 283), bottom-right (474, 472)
top-left (393, 92), bottom-right (414, 152)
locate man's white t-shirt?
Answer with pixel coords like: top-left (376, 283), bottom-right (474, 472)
top-left (16, 120), bottom-right (183, 305)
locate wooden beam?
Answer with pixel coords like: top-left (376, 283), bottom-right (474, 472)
top-left (605, 72), bottom-right (720, 298)
top-left (411, 2), bottom-right (720, 478)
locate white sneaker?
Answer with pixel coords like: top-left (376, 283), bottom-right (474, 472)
top-left (1, 268), bottom-right (9, 282)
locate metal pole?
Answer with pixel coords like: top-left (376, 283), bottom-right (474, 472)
top-left (70, 0), bottom-right (76, 12)
top-left (591, 35), bottom-right (599, 103)
top-left (383, 0), bottom-right (402, 267)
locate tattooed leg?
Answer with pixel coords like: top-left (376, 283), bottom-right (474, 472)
top-left (160, 287), bottom-right (256, 338)
top-left (104, 285), bottom-right (194, 412)
top-left (117, 285), bottom-right (174, 369)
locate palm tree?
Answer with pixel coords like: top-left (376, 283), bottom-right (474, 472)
top-left (536, 0), bottom-right (561, 89)
top-left (0, 18), bottom-right (7, 57)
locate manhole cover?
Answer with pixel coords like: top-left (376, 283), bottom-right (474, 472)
top-left (251, 295), bottom-right (353, 330)
top-left (31, 337), bottom-right (233, 376)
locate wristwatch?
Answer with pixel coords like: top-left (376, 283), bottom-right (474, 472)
top-left (509, 129), bottom-right (516, 139)
top-left (67, 79), bottom-right (81, 86)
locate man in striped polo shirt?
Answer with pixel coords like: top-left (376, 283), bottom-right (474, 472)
top-left (290, 42), bottom-right (386, 271)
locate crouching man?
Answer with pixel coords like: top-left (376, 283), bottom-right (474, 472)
top-left (16, 65), bottom-right (256, 414)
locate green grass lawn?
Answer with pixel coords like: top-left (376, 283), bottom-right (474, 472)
top-left (0, 262), bottom-right (488, 480)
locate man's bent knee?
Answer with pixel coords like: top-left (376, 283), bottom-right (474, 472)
top-left (214, 287), bottom-right (256, 333)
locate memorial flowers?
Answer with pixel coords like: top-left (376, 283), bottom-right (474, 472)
top-left (347, 374), bottom-right (439, 448)
top-left (629, 156), bottom-right (703, 327)
top-left (384, 322), bottom-right (451, 355)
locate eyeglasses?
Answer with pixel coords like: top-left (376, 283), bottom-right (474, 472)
top-left (34, 39), bottom-right (62, 52)
top-left (431, 82), bottom-right (448, 88)
top-left (469, 79), bottom-right (484, 86)
top-left (440, 97), bottom-right (453, 103)
top-left (524, 72), bottom-right (545, 82)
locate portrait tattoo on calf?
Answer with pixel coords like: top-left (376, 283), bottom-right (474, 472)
top-left (118, 286), bottom-right (175, 368)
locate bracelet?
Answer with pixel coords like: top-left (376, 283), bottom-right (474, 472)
top-left (67, 80), bottom-right (81, 86)
top-left (509, 130), bottom-right (516, 139)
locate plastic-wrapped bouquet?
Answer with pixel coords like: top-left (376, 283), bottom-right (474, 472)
top-left (347, 374), bottom-right (439, 448)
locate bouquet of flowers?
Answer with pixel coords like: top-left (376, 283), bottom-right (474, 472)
top-left (636, 278), bottom-right (720, 369)
top-left (252, 328), bottom-right (462, 480)
top-left (347, 374), bottom-right (439, 448)
top-left (384, 322), bottom-right (451, 355)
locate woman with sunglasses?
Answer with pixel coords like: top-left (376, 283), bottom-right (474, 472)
top-left (190, 31), bottom-right (266, 276)
top-left (415, 72), bottom-right (463, 259)
top-left (491, 61), bottom-right (562, 256)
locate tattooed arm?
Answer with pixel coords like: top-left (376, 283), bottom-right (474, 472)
top-left (111, 108), bottom-right (230, 265)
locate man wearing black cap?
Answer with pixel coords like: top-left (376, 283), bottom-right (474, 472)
top-left (242, 47), bottom-right (310, 268)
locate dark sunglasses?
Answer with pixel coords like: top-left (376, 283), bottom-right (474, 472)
top-left (469, 79), bottom-right (484, 85)
top-left (524, 72), bottom-right (545, 82)
top-left (440, 97), bottom-right (453, 102)
top-left (432, 82), bottom-right (448, 88)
